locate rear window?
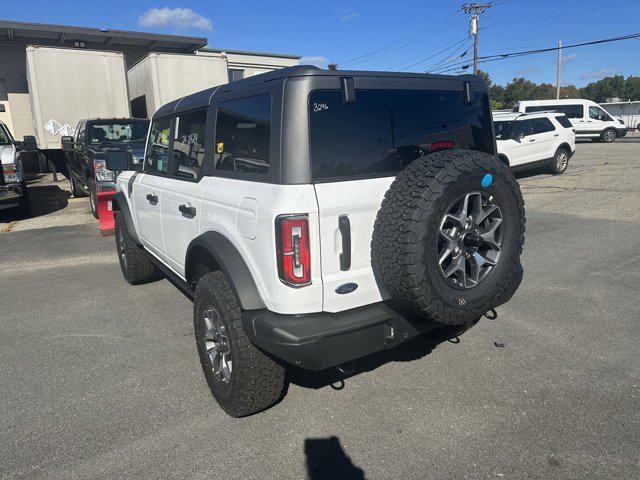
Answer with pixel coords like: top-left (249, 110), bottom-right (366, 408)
top-left (555, 116), bottom-right (573, 128)
top-left (309, 89), bottom-right (494, 181)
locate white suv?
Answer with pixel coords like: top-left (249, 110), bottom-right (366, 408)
top-left (493, 112), bottom-right (576, 174)
top-left (107, 67), bottom-right (526, 416)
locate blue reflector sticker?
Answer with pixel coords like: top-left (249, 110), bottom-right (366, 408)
top-left (481, 173), bottom-right (493, 188)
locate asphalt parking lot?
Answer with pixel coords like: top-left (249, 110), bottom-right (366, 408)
top-left (1, 138), bottom-right (639, 480)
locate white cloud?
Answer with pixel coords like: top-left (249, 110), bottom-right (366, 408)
top-left (562, 53), bottom-right (580, 64)
top-left (338, 8), bottom-right (359, 21)
top-left (514, 67), bottom-right (539, 74)
top-left (299, 56), bottom-right (328, 68)
top-left (138, 7), bottom-right (213, 31)
top-left (580, 68), bottom-right (619, 80)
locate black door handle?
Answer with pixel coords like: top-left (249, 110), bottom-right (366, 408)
top-left (179, 204), bottom-right (196, 217)
top-left (146, 193), bottom-right (158, 204)
top-left (338, 215), bottom-right (351, 271)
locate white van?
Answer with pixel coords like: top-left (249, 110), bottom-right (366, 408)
top-left (514, 99), bottom-right (627, 143)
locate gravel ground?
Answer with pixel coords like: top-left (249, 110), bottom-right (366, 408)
top-left (1, 139), bottom-right (639, 480)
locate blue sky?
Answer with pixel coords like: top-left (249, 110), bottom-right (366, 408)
top-left (3, 0), bottom-right (639, 86)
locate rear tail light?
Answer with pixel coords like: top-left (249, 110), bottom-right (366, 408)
top-left (428, 141), bottom-right (456, 152)
top-left (276, 215), bottom-right (311, 287)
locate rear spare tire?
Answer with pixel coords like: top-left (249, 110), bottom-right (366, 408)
top-left (371, 149), bottom-right (525, 325)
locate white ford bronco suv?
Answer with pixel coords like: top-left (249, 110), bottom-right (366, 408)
top-left (107, 66), bottom-right (526, 417)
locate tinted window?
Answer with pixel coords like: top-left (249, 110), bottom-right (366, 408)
top-left (145, 117), bottom-right (171, 175)
top-left (0, 125), bottom-right (10, 145)
top-left (589, 106), bottom-right (612, 121)
top-left (215, 94), bottom-right (271, 174)
top-left (513, 119), bottom-right (533, 138)
top-left (525, 104), bottom-right (583, 118)
top-left (555, 115), bottom-right (573, 128)
top-left (493, 121), bottom-right (513, 140)
top-left (531, 117), bottom-right (555, 134)
top-left (88, 121), bottom-right (149, 145)
top-left (172, 109), bottom-right (207, 179)
top-left (309, 89), bottom-right (494, 181)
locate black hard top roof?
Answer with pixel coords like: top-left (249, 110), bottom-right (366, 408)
top-left (155, 65), bottom-right (483, 118)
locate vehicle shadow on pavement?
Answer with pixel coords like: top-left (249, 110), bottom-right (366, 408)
top-left (287, 323), bottom-right (469, 390)
top-left (0, 183), bottom-right (70, 223)
top-left (305, 436), bottom-right (367, 480)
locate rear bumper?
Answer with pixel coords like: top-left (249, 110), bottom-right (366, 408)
top-left (242, 261), bottom-right (523, 371)
top-left (242, 303), bottom-right (443, 371)
top-left (0, 184), bottom-right (23, 210)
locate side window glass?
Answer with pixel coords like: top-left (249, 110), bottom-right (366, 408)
top-left (214, 94), bottom-right (271, 174)
top-left (172, 110), bottom-right (207, 179)
top-left (532, 118), bottom-right (555, 134)
top-left (513, 120), bottom-right (532, 138)
top-left (145, 117), bottom-right (172, 175)
top-left (76, 123), bottom-right (85, 146)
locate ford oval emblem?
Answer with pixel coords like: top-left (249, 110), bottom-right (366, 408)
top-left (335, 283), bottom-right (358, 294)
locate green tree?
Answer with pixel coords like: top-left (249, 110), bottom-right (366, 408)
top-left (503, 78), bottom-right (539, 107)
top-left (580, 75), bottom-right (625, 102)
top-left (623, 76), bottom-right (640, 101)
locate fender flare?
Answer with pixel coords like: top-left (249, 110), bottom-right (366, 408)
top-left (185, 231), bottom-right (265, 310)
top-left (111, 191), bottom-right (140, 244)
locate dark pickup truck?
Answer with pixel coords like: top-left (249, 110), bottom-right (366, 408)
top-left (62, 118), bottom-right (149, 218)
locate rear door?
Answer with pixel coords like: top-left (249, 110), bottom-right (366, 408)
top-left (530, 117), bottom-right (557, 159)
top-left (135, 116), bottom-right (171, 259)
top-left (311, 85), bottom-right (495, 312)
top-left (160, 109), bottom-right (208, 275)
top-left (509, 119), bottom-right (537, 166)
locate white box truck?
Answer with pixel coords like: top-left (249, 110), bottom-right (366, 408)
top-left (25, 45), bottom-right (131, 170)
top-left (127, 52), bottom-right (228, 118)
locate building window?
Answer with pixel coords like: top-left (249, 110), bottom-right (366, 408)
top-left (228, 69), bottom-right (245, 83)
top-left (0, 78), bottom-right (8, 101)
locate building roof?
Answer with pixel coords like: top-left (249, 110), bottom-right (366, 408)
top-left (0, 20), bottom-right (207, 52)
top-left (199, 46), bottom-right (300, 60)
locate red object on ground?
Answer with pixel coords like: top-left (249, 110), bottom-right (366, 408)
top-left (97, 190), bottom-right (116, 236)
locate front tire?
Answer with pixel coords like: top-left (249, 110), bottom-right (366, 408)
top-left (114, 211), bottom-right (161, 285)
top-left (69, 174), bottom-right (86, 198)
top-left (89, 183), bottom-right (99, 219)
top-left (601, 129), bottom-right (617, 143)
top-left (549, 148), bottom-right (569, 175)
top-left (194, 271), bottom-right (286, 417)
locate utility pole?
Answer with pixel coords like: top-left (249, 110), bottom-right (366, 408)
top-left (462, 3), bottom-right (493, 75)
top-left (556, 40), bottom-right (562, 99)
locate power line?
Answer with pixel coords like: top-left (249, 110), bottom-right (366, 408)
top-left (338, 9), bottom-right (464, 66)
top-left (399, 37), bottom-right (471, 71)
top-left (429, 31), bottom-right (640, 74)
top-left (424, 39), bottom-right (474, 73)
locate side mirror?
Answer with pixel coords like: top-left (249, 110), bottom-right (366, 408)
top-left (61, 136), bottom-right (74, 151)
top-left (0, 104), bottom-right (5, 112)
top-left (515, 131), bottom-right (525, 140)
top-left (105, 150), bottom-right (134, 171)
top-left (22, 135), bottom-right (38, 151)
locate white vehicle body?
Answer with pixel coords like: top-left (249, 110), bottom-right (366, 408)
top-left (0, 121), bottom-right (27, 211)
top-left (492, 112), bottom-right (575, 171)
top-left (514, 99), bottom-right (626, 142)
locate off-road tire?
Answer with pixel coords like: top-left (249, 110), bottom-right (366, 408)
top-left (89, 183), bottom-right (99, 219)
top-left (549, 147), bottom-right (569, 175)
top-left (371, 149), bottom-right (525, 326)
top-left (601, 129), bottom-right (617, 143)
top-left (69, 174), bottom-right (86, 198)
top-left (194, 271), bottom-right (286, 417)
top-left (114, 211), bottom-right (161, 285)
